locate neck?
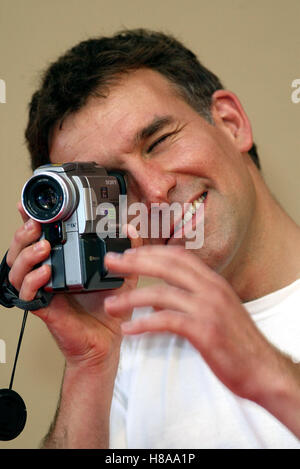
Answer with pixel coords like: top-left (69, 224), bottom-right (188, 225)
top-left (222, 173), bottom-right (300, 303)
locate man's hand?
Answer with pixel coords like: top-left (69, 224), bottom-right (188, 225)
top-left (104, 245), bottom-right (295, 404)
top-left (6, 203), bottom-right (142, 370)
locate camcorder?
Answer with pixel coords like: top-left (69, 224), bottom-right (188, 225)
top-left (0, 161), bottom-right (132, 441)
top-left (21, 162), bottom-right (131, 293)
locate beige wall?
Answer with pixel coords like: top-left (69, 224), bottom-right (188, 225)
top-left (0, 0), bottom-right (299, 448)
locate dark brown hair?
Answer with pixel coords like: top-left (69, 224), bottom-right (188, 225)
top-left (25, 28), bottom-right (260, 170)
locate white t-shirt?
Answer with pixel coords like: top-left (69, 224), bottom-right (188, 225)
top-left (109, 279), bottom-right (300, 449)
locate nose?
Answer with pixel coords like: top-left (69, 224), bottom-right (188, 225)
top-left (126, 159), bottom-right (177, 208)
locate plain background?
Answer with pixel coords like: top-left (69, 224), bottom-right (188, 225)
top-left (0, 0), bottom-right (299, 448)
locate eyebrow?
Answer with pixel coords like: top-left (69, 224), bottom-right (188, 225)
top-left (134, 115), bottom-right (175, 146)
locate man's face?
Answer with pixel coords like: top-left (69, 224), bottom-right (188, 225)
top-left (49, 68), bottom-right (256, 274)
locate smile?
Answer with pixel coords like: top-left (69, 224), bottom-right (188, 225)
top-left (172, 191), bottom-right (208, 235)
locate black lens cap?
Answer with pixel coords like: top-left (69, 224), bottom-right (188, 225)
top-left (0, 388), bottom-right (27, 440)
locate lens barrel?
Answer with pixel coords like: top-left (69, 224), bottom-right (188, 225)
top-left (22, 172), bottom-right (76, 223)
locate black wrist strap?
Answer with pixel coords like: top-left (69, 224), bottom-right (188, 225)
top-left (0, 251), bottom-right (53, 311)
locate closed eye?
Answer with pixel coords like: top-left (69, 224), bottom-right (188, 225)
top-left (146, 133), bottom-right (172, 153)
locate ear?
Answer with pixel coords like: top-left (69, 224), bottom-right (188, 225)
top-left (211, 90), bottom-right (253, 153)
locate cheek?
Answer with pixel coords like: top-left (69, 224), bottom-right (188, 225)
top-left (165, 143), bottom-right (217, 178)
top-left (189, 136), bottom-right (251, 197)
top-left (169, 129), bottom-right (227, 178)
top-left (125, 178), bottom-right (141, 206)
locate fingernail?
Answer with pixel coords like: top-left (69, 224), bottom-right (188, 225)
top-left (24, 219), bottom-right (35, 231)
top-left (104, 295), bottom-right (118, 304)
top-left (33, 240), bottom-right (46, 252)
top-left (105, 252), bottom-right (122, 259)
top-left (124, 248), bottom-right (136, 255)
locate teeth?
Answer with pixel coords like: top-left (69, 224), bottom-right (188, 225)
top-left (183, 211), bottom-right (193, 222)
top-left (175, 192), bottom-right (207, 231)
top-left (193, 192), bottom-right (207, 206)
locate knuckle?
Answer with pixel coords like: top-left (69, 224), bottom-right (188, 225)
top-left (205, 283), bottom-right (230, 309)
top-left (172, 313), bottom-right (186, 330)
top-left (160, 257), bottom-right (180, 274)
top-left (30, 222), bottom-right (42, 238)
top-left (213, 287), bottom-right (229, 305)
top-left (216, 275), bottom-right (231, 293)
top-left (21, 274), bottom-right (32, 291)
top-left (22, 247), bottom-right (35, 266)
top-left (156, 312), bottom-right (170, 329)
top-left (120, 292), bottom-right (130, 306)
top-left (25, 242), bottom-right (46, 265)
top-left (8, 269), bottom-right (17, 288)
top-left (21, 272), bottom-right (36, 296)
top-left (14, 227), bottom-right (25, 245)
top-left (6, 250), bottom-right (13, 268)
top-left (203, 317), bottom-right (223, 347)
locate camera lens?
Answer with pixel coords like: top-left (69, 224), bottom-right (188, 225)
top-left (22, 169), bottom-right (77, 223)
top-left (22, 175), bottom-right (64, 221)
top-left (35, 185), bottom-right (59, 211)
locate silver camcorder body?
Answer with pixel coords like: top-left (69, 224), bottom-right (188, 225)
top-left (21, 162), bottom-right (130, 292)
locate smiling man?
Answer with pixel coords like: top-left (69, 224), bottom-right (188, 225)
top-left (6, 29), bottom-right (300, 448)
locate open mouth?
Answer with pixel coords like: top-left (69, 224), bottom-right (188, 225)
top-left (167, 190), bottom-right (208, 243)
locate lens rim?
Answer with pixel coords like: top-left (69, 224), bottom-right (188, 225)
top-left (22, 172), bottom-right (76, 223)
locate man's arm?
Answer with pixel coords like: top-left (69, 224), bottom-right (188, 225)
top-left (254, 356), bottom-right (300, 439)
top-left (6, 208), bottom-right (141, 448)
top-left (42, 358), bottom-right (120, 449)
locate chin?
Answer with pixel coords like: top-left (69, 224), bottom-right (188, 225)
top-left (187, 234), bottom-right (238, 275)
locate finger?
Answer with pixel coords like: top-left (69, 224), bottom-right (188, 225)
top-left (109, 224), bottom-right (143, 292)
top-left (17, 201), bottom-right (30, 223)
top-left (104, 284), bottom-right (193, 317)
top-left (122, 223), bottom-right (143, 249)
top-left (121, 309), bottom-right (190, 336)
top-left (134, 245), bottom-right (222, 283)
top-left (104, 247), bottom-right (216, 293)
top-left (8, 239), bottom-right (51, 290)
top-left (6, 218), bottom-right (42, 267)
top-left (19, 264), bottom-right (51, 301)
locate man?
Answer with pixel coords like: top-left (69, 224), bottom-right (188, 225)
top-left (6, 29), bottom-right (300, 448)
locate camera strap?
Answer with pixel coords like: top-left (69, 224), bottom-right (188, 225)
top-left (0, 251), bottom-right (53, 440)
top-left (0, 251), bottom-right (53, 311)
top-left (0, 309), bottom-right (28, 440)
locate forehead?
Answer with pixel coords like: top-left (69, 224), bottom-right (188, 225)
top-left (49, 68), bottom-right (193, 165)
